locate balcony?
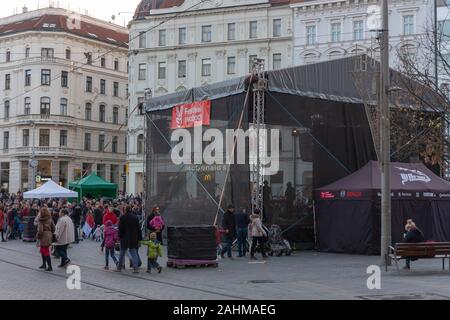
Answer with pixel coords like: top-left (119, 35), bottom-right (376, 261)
top-left (16, 114), bottom-right (77, 126)
top-left (15, 147), bottom-right (76, 157)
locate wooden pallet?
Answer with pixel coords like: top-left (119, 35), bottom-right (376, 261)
top-left (167, 258), bottom-right (218, 269)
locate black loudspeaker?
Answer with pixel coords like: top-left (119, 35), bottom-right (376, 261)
top-left (167, 225), bottom-right (216, 260)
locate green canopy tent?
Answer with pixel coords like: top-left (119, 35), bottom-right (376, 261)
top-left (69, 173), bottom-right (118, 201)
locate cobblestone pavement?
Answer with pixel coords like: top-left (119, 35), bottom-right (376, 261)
top-left (0, 239), bottom-right (449, 300)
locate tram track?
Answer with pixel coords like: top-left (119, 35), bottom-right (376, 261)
top-left (0, 245), bottom-right (249, 300)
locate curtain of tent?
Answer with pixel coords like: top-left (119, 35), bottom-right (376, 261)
top-left (316, 200), bottom-right (375, 254)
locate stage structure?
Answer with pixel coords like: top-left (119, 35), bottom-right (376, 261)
top-left (143, 55), bottom-right (441, 246)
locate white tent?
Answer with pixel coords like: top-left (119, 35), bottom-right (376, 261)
top-left (23, 180), bottom-right (78, 199)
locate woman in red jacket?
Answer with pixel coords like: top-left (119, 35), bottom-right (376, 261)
top-left (102, 206), bottom-right (118, 226)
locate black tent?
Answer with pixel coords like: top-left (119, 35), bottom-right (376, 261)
top-left (315, 161), bottom-right (450, 255)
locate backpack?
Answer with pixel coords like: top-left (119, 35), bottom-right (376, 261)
top-left (150, 215), bottom-right (165, 231)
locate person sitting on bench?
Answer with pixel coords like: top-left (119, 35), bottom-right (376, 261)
top-left (403, 221), bottom-right (425, 270)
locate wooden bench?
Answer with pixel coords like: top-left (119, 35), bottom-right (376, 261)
top-left (388, 242), bottom-right (450, 271)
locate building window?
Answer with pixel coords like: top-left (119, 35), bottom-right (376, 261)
top-left (403, 15), bottom-right (414, 35)
top-left (84, 133), bottom-right (91, 151)
top-left (158, 62), bottom-right (166, 79)
top-left (273, 53), bottom-right (282, 70)
top-left (159, 30), bottom-right (166, 46)
top-left (227, 56), bottom-right (236, 74)
top-left (114, 59), bottom-right (119, 71)
top-left (250, 21), bottom-right (258, 39)
top-left (86, 76), bottom-right (92, 92)
top-left (179, 27), bottom-right (187, 45)
top-left (41, 69), bottom-right (51, 86)
top-left (40, 97), bottom-right (50, 116)
top-left (353, 20), bottom-right (364, 41)
top-left (178, 60), bottom-right (186, 78)
top-left (273, 19), bottom-right (282, 37)
top-left (39, 129), bottom-right (50, 147)
top-left (112, 136), bottom-right (118, 153)
top-left (5, 74), bottom-right (10, 90)
top-left (138, 64), bottom-right (146, 80)
top-left (3, 132), bottom-right (9, 150)
top-left (113, 107), bottom-right (119, 124)
top-left (86, 52), bottom-right (92, 64)
top-left (202, 58), bottom-right (211, 76)
top-left (331, 22), bottom-right (342, 42)
top-left (60, 130), bottom-right (67, 147)
top-left (139, 31), bottom-right (147, 48)
top-left (100, 79), bottom-right (106, 94)
top-left (65, 48), bottom-right (71, 60)
top-left (113, 82), bottom-right (119, 97)
top-left (202, 25), bottom-right (212, 43)
top-left (24, 97), bottom-right (31, 115)
top-left (61, 71), bottom-right (68, 87)
top-left (249, 55), bottom-right (257, 72)
top-left (98, 134), bottom-right (105, 152)
top-left (23, 129), bottom-right (29, 147)
top-left (137, 134), bottom-right (144, 154)
top-left (228, 23), bottom-right (236, 40)
top-left (6, 50), bottom-right (10, 62)
top-left (306, 25), bottom-right (316, 45)
top-left (24, 70), bottom-right (31, 86)
top-left (4, 101), bottom-right (9, 120)
top-left (99, 105), bottom-right (106, 122)
top-left (85, 103), bottom-right (92, 120)
top-left (25, 47), bottom-right (30, 58)
top-left (41, 48), bottom-right (54, 59)
top-left (101, 57), bottom-right (106, 68)
top-left (60, 98), bottom-right (68, 116)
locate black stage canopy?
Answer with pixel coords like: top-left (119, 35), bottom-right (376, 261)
top-left (315, 161), bottom-right (450, 255)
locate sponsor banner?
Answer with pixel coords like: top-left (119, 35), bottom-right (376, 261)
top-left (171, 100), bottom-right (211, 129)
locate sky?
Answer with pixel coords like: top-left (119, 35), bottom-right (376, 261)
top-left (0, 0), bottom-right (143, 26)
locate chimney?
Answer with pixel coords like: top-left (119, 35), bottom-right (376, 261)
top-left (22, 6), bottom-right (28, 13)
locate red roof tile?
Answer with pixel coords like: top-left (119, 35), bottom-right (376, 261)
top-left (134, 0), bottom-right (185, 19)
top-left (0, 14), bottom-right (128, 48)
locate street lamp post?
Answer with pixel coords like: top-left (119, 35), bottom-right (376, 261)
top-left (380, 0), bottom-right (391, 269)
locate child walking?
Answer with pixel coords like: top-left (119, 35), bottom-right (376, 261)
top-left (101, 220), bottom-right (119, 270)
top-left (140, 232), bottom-right (163, 274)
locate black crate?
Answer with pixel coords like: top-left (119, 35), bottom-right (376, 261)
top-left (167, 225), bottom-right (217, 260)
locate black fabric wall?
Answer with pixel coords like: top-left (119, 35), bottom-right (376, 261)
top-left (265, 93), bottom-right (377, 189)
top-left (315, 200), bottom-right (376, 254)
top-left (316, 199), bottom-right (450, 255)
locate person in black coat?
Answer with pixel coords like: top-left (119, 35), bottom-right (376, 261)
top-left (116, 206), bottom-right (142, 273)
top-left (234, 207), bottom-right (250, 257)
top-left (220, 205), bottom-right (236, 259)
top-left (403, 221), bottom-right (425, 270)
top-left (70, 202), bottom-right (82, 244)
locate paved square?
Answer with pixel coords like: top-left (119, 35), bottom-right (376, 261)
top-left (0, 240), bottom-right (449, 300)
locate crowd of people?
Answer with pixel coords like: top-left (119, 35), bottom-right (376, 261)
top-left (0, 192), bottom-right (165, 274)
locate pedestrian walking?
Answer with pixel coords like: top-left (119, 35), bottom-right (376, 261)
top-left (234, 207), bottom-right (250, 257)
top-left (250, 209), bottom-right (267, 260)
top-left (70, 202), bottom-right (82, 244)
top-left (147, 208), bottom-right (165, 244)
top-left (36, 207), bottom-right (55, 271)
top-left (54, 209), bottom-right (75, 268)
top-left (115, 206), bottom-right (142, 273)
top-left (101, 220), bottom-right (119, 270)
top-left (140, 232), bottom-right (163, 274)
top-left (220, 204), bottom-right (236, 259)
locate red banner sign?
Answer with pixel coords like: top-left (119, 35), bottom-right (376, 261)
top-left (171, 100), bottom-right (211, 129)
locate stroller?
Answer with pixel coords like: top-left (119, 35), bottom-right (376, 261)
top-left (267, 225), bottom-right (292, 257)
